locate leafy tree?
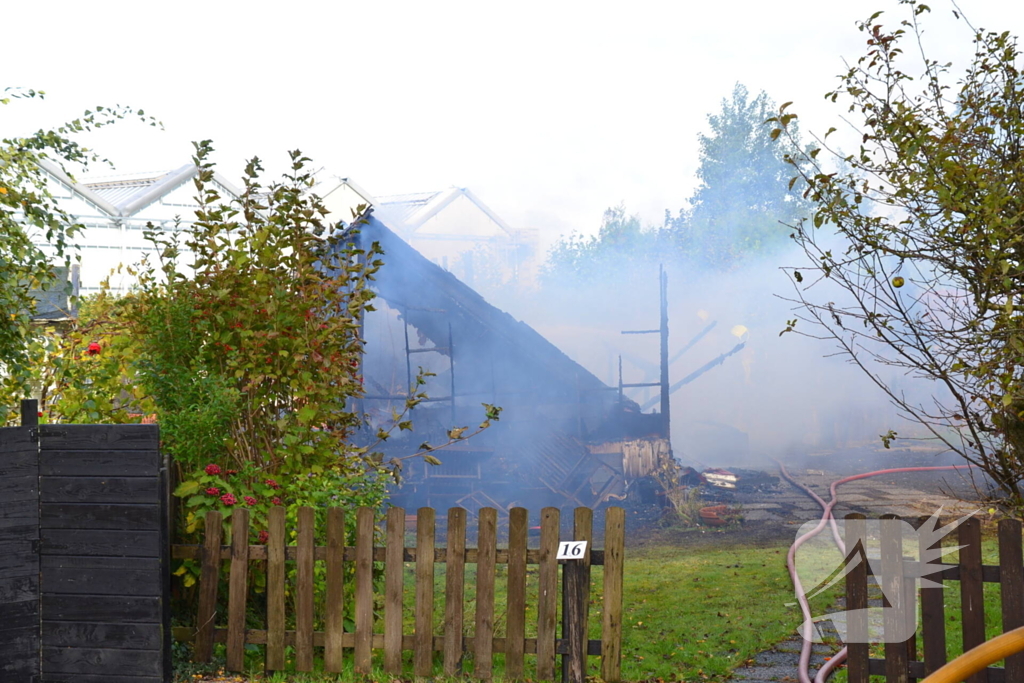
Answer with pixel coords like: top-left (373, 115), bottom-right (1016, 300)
top-left (669, 83), bottom-right (809, 269)
top-left (774, 1), bottom-right (1024, 510)
top-left (0, 89), bottom-right (156, 409)
top-left (542, 204), bottom-right (663, 284)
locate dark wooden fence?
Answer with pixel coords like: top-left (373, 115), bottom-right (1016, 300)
top-left (844, 513), bottom-right (1022, 683)
top-left (173, 505), bottom-right (625, 682)
top-left (0, 401), bottom-right (169, 683)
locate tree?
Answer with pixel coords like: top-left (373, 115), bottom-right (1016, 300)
top-left (542, 204), bottom-right (663, 284)
top-left (774, 1), bottom-right (1024, 510)
top-left (669, 83), bottom-right (809, 269)
top-left (0, 89), bottom-right (156, 411)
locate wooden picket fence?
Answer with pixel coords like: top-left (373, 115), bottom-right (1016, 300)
top-left (172, 505), bottom-right (624, 682)
top-left (844, 513), bottom-right (1023, 683)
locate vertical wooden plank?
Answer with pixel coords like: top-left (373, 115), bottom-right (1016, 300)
top-left (601, 507), bottom-right (625, 683)
top-left (505, 507), bottom-right (528, 680)
top-left (325, 507), bottom-right (346, 673)
top-left (226, 508), bottom-right (250, 671)
top-left (563, 507), bottom-right (592, 683)
top-left (881, 515), bottom-right (909, 683)
top-left (537, 506), bottom-right (560, 681)
top-left (414, 506), bottom-right (436, 677)
top-left (919, 516), bottom-right (947, 676)
top-left (443, 507), bottom-right (467, 676)
top-left (959, 516), bottom-right (986, 683)
top-left (845, 514), bottom-right (869, 683)
top-left (475, 507), bottom-right (498, 679)
top-left (296, 506), bottom-right (315, 672)
top-left (355, 506), bottom-right (375, 674)
top-left (265, 506), bottom-right (286, 672)
top-left (999, 519), bottom-right (1024, 682)
top-left (194, 510), bottom-right (222, 663)
top-left (385, 506), bottom-right (405, 675)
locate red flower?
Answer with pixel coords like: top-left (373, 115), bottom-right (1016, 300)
top-left (265, 479), bottom-right (279, 489)
top-left (205, 487), bottom-right (221, 496)
top-left (225, 469), bottom-right (238, 475)
top-left (257, 530), bottom-right (269, 544)
top-left (205, 464), bottom-right (222, 475)
top-left (271, 497), bottom-right (283, 506)
top-left (85, 341), bottom-right (101, 356)
top-left (221, 493), bottom-right (237, 506)
top-left (243, 496), bottom-right (257, 506)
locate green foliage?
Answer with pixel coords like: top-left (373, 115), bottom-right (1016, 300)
top-left (542, 204), bottom-right (664, 284)
top-left (668, 83), bottom-right (809, 269)
top-left (774, 1), bottom-right (1024, 510)
top-left (0, 89), bottom-right (157, 410)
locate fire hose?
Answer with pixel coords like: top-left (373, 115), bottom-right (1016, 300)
top-left (774, 460), bottom-right (975, 683)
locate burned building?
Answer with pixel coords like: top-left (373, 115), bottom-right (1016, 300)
top-left (349, 213), bottom-right (673, 513)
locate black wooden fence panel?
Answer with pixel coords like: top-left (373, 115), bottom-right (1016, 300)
top-left (0, 425), bottom-right (41, 682)
top-left (0, 407), bottom-right (169, 683)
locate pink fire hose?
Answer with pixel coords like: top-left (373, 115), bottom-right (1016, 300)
top-left (774, 460), bottom-right (975, 683)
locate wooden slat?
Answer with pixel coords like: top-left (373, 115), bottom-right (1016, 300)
top-left (40, 450), bottom-right (160, 477)
top-left (325, 507), bottom-right (346, 673)
top-left (563, 507), bottom-right (593, 683)
top-left (41, 529), bottom-right (160, 557)
top-left (505, 507), bottom-right (528, 680)
top-left (37, 424), bottom-right (158, 451)
top-left (537, 506), bottom-right (560, 681)
top-left (296, 506), bottom-right (315, 672)
top-left (602, 507), bottom-right (625, 683)
top-left (265, 507), bottom-right (286, 672)
top-left (226, 508), bottom-right (250, 671)
top-left (959, 516), bottom-right (986, 683)
top-left (999, 519), bottom-right (1024, 682)
top-left (881, 515), bottom-right (909, 683)
top-left (474, 507), bottom-right (498, 679)
top-left (40, 594), bottom-right (161, 623)
top-left (384, 506), bottom-right (405, 675)
top-left (194, 511), bottom-right (222, 662)
top-left (41, 503), bottom-right (161, 531)
top-left (414, 506), bottom-right (436, 677)
top-left (42, 622), bottom-right (162, 650)
top-left (443, 507), bottom-right (467, 676)
top-left (354, 506), bottom-right (374, 674)
top-left (919, 515), bottom-right (947, 676)
top-left (40, 556), bottom-right (161, 596)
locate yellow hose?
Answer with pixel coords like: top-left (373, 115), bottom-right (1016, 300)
top-left (920, 625), bottom-right (1024, 683)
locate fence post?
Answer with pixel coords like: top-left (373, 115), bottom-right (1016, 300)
top-left (562, 507), bottom-right (593, 683)
top-left (845, 513), bottom-right (869, 683)
top-left (296, 507), bottom-right (316, 671)
top-left (601, 507), bottom-right (625, 683)
top-left (959, 516), bottom-right (986, 683)
top-left (226, 508), bottom-right (251, 671)
top-left (325, 507), bottom-right (347, 673)
top-left (194, 511), bottom-right (223, 662)
top-left (475, 507), bottom-right (498, 679)
top-left (265, 507), bottom-right (286, 671)
top-left (537, 507), bottom-right (561, 681)
top-left (919, 514), bottom-right (947, 676)
top-left (443, 507), bottom-right (467, 676)
top-left (20, 398), bottom-right (38, 427)
top-left (414, 506), bottom-right (436, 677)
top-left (505, 507), bottom-right (529, 679)
top-left (881, 514), bottom-right (909, 683)
top-left (355, 506), bottom-right (375, 673)
top-left (999, 519), bottom-right (1024, 682)
top-left (384, 506), bottom-right (405, 675)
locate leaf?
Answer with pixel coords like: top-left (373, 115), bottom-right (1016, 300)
top-left (174, 480), bottom-right (200, 497)
top-left (424, 455), bottom-right (442, 466)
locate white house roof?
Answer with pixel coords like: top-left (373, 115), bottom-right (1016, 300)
top-left (375, 186), bottom-right (515, 237)
top-left (37, 159), bottom-right (242, 219)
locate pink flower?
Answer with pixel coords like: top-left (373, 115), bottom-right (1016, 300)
top-left (225, 469), bottom-right (238, 475)
top-left (257, 530), bottom-right (269, 544)
top-left (220, 493), bottom-right (237, 506)
top-left (205, 487), bottom-right (221, 496)
top-left (271, 497), bottom-right (283, 506)
top-left (243, 496), bottom-right (257, 506)
top-left (205, 464), bottom-right (222, 475)
top-left (265, 479), bottom-right (280, 489)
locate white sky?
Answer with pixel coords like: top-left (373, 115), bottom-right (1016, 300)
top-left (6, 0), bottom-right (1023, 251)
